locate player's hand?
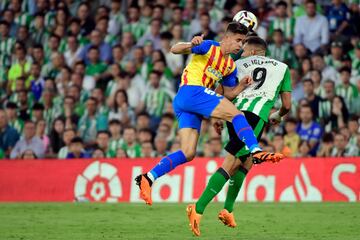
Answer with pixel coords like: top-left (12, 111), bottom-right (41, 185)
top-left (213, 120), bottom-right (224, 135)
top-left (191, 34), bottom-right (204, 46)
top-left (239, 75), bottom-right (253, 88)
top-left (269, 111), bottom-right (282, 125)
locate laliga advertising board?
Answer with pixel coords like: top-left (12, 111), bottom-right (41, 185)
top-left (0, 158), bottom-right (359, 202)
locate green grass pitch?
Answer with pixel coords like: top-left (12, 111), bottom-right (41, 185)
top-left (0, 203), bottom-right (359, 240)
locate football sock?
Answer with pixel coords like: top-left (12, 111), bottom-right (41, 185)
top-left (224, 166), bottom-right (248, 213)
top-left (195, 168), bottom-right (230, 214)
top-left (232, 114), bottom-right (261, 153)
top-left (148, 150), bottom-right (187, 182)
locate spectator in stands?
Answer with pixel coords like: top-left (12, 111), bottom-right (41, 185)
top-left (296, 140), bottom-right (312, 157)
top-left (0, 109), bottom-right (20, 158)
top-left (8, 42), bottom-right (31, 92)
top-left (20, 149), bottom-right (37, 159)
top-left (10, 120), bottom-right (45, 159)
top-left (317, 133), bottom-right (335, 157)
top-left (66, 136), bottom-right (90, 159)
top-left (141, 140), bottom-right (155, 158)
top-left (268, 29), bottom-right (294, 65)
top-left (49, 118), bottom-right (65, 155)
top-left (327, 0), bottom-right (351, 39)
top-left (77, 2), bottom-right (95, 37)
top-left (193, 12), bottom-right (217, 40)
top-left (5, 101), bottom-right (23, 134)
top-left (58, 128), bottom-right (76, 159)
top-left (116, 148), bottom-right (128, 158)
top-left (325, 41), bottom-right (344, 70)
top-left (36, 119), bottom-right (50, 152)
top-left (64, 34), bottom-right (82, 67)
top-left (78, 97), bottom-right (108, 144)
top-left (139, 70), bottom-right (172, 129)
top-left (294, 0), bottom-right (329, 53)
top-left (324, 96), bottom-right (349, 131)
top-left (121, 126), bottom-right (141, 158)
top-left (268, 1), bottom-right (295, 42)
top-left (303, 78), bottom-right (323, 120)
top-left (136, 112), bottom-right (151, 130)
top-left (154, 133), bottom-right (168, 157)
top-left (29, 62), bottom-right (45, 101)
top-left (160, 31), bottom-right (183, 78)
top-left (284, 117), bottom-right (301, 157)
top-left (336, 66), bottom-right (358, 112)
top-left (311, 53), bottom-right (339, 83)
top-left (273, 133), bottom-right (292, 157)
top-left (79, 29), bottom-right (112, 64)
top-left (92, 147), bottom-right (105, 158)
top-left (108, 119), bottom-right (123, 154)
top-left (96, 130), bottom-right (115, 157)
top-left (137, 18), bottom-right (162, 50)
top-left (331, 132), bottom-right (358, 157)
top-left (348, 115), bottom-right (360, 147)
top-left (124, 4), bottom-right (147, 41)
top-left (297, 104), bottom-right (323, 156)
top-left (138, 128), bottom-right (153, 144)
top-left (290, 68), bottom-right (305, 102)
top-left (108, 89), bottom-right (135, 126)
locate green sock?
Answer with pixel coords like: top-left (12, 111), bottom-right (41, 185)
top-left (224, 167), bottom-right (248, 213)
top-left (195, 168), bottom-right (229, 214)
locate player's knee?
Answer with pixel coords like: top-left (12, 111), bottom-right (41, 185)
top-left (181, 148), bottom-right (196, 161)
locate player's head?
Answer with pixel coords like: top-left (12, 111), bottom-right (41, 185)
top-left (241, 36), bottom-right (267, 57)
top-left (222, 22), bottom-right (248, 54)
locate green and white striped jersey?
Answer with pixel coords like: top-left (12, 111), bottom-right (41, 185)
top-left (233, 56), bottom-right (292, 122)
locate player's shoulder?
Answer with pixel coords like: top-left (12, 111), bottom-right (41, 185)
top-left (203, 40), bottom-right (220, 46)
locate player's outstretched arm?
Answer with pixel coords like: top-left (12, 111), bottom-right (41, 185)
top-left (170, 34), bottom-right (204, 54)
top-left (216, 75), bottom-right (252, 101)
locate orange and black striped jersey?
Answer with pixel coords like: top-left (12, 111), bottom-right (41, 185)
top-left (180, 40), bottom-right (238, 89)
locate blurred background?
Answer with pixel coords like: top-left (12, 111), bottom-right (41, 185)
top-left (0, 0), bottom-right (359, 161)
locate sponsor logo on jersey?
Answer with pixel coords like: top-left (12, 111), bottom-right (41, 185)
top-left (206, 66), bottom-right (223, 80)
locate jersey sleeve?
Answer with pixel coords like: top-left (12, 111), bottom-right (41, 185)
top-left (310, 124), bottom-right (322, 142)
top-left (221, 68), bottom-right (238, 87)
top-left (191, 40), bottom-right (214, 55)
top-left (279, 67), bottom-right (292, 93)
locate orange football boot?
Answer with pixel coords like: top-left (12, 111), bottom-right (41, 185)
top-left (252, 151), bottom-right (284, 164)
top-left (218, 209), bottom-right (237, 228)
top-left (135, 174), bottom-right (152, 205)
top-left (186, 204), bottom-right (202, 236)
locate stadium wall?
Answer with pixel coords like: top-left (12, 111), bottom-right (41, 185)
top-left (0, 158), bottom-right (359, 202)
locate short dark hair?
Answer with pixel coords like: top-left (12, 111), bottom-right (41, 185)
top-left (276, 0), bottom-right (288, 8)
top-left (244, 36), bottom-right (267, 51)
top-left (339, 66), bottom-right (351, 74)
top-left (273, 29), bottom-right (284, 36)
top-left (0, 20), bottom-right (10, 27)
top-left (109, 119), bottom-right (122, 125)
top-left (32, 103), bottom-right (45, 111)
top-left (97, 130), bottom-right (111, 137)
top-left (137, 111), bottom-right (150, 118)
top-left (306, 0), bottom-right (317, 5)
top-left (302, 78), bottom-right (314, 85)
top-left (160, 31), bottom-right (173, 40)
top-left (150, 70), bottom-right (162, 78)
top-left (226, 22), bottom-right (249, 35)
top-left (71, 136), bottom-right (83, 144)
top-left (286, 117), bottom-right (298, 125)
top-left (6, 102), bottom-right (17, 109)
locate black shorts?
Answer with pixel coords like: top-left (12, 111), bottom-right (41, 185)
top-left (224, 111), bottom-right (266, 162)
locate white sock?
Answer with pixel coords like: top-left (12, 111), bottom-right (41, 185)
top-left (147, 172), bottom-right (155, 183)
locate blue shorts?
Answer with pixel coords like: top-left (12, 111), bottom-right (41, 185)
top-left (173, 85), bottom-right (224, 132)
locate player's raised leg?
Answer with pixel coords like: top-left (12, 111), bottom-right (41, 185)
top-left (135, 127), bottom-right (199, 205)
top-left (211, 97), bottom-right (283, 163)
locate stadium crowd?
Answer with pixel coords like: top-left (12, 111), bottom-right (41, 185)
top-left (0, 0), bottom-right (359, 160)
